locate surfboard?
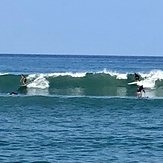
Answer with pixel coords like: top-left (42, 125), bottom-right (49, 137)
top-left (128, 81), bottom-right (140, 85)
top-left (138, 96), bottom-right (149, 99)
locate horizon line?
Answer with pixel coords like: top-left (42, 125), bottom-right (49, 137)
top-left (0, 53), bottom-right (162, 57)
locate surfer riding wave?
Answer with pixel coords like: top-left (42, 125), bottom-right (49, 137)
top-left (20, 74), bottom-right (27, 86)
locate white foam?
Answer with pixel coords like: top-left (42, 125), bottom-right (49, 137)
top-left (26, 72), bottom-right (86, 89)
top-left (103, 69), bottom-right (163, 88)
top-left (47, 72), bottom-right (86, 78)
top-left (0, 73), bottom-right (8, 75)
top-left (138, 70), bottom-right (163, 88)
top-left (102, 69), bottom-right (128, 79)
top-left (27, 74), bottom-right (49, 89)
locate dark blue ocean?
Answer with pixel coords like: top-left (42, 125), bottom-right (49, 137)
top-left (0, 54), bottom-right (163, 162)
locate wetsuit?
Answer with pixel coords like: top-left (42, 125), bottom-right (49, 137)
top-left (24, 78), bottom-right (27, 85)
top-left (137, 85), bottom-right (145, 93)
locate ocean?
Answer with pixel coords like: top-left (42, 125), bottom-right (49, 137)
top-left (0, 54), bottom-right (163, 162)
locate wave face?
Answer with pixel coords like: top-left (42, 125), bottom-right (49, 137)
top-left (1, 70), bottom-right (163, 97)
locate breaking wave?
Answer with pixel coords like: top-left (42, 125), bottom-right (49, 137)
top-left (1, 70), bottom-right (163, 97)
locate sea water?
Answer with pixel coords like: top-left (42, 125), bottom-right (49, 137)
top-left (0, 54), bottom-right (163, 162)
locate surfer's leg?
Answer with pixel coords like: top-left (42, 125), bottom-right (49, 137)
top-left (137, 92), bottom-right (142, 98)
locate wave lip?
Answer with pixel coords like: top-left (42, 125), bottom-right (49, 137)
top-left (48, 72), bottom-right (87, 78)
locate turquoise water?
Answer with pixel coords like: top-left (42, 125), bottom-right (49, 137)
top-left (0, 54), bottom-right (163, 162)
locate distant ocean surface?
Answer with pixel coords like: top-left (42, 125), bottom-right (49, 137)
top-left (0, 54), bottom-right (163, 162)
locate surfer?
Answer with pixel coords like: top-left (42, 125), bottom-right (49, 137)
top-left (137, 85), bottom-right (145, 98)
top-left (134, 73), bottom-right (140, 81)
top-left (20, 74), bottom-right (27, 86)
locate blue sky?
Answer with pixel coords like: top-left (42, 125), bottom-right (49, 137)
top-left (0, 0), bottom-right (163, 55)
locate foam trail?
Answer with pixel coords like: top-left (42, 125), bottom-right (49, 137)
top-left (27, 88), bottom-right (49, 96)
